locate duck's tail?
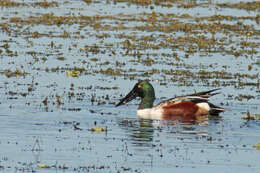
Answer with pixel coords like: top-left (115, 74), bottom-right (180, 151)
top-left (208, 102), bottom-right (226, 116)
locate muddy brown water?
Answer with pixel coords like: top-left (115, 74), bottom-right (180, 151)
top-left (0, 0), bottom-right (260, 172)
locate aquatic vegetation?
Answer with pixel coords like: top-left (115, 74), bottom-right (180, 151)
top-left (91, 126), bottom-right (106, 132)
top-left (253, 142), bottom-right (260, 150)
top-left (217, 1), bottom-right (260, 11)
top-left (242, 112), bottom-right (260, 120)
top-left (38, 163), bottom-right (51, 168)
top-left (0, 0), bottom-right (24, 7)
top-left (1, 69), bottom-right (29, 78)
top-left (66, 71), bottom-right (80, 78)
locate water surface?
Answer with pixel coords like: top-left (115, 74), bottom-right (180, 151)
top-left (0, 0), bottom-right (260, 172)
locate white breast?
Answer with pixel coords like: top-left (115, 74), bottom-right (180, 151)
top-left (137, 108), bottom-right (163, 120)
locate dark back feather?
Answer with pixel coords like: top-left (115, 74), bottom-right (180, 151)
top-left (154, 88), bottom-right (221, 108)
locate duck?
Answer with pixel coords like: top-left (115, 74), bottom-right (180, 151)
top-left (116, 80), bottom-right (225, 122)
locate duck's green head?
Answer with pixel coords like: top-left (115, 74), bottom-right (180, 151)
top-left (116, 80), bottom-right (155, 109)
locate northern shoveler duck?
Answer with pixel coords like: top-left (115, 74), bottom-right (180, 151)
top-left (116, 80), bottom-right (225, 122)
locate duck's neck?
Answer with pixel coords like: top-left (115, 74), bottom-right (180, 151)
top-left (138, 96), bottom-right (155, 110)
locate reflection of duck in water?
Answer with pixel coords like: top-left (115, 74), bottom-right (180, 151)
top-left (119, 119), bottom-right (154, 147)
top-left (116, 80), bottom-right (225, 122)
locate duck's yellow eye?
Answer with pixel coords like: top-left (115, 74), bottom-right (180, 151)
top-left (138, 84), bottom-right (142, 88)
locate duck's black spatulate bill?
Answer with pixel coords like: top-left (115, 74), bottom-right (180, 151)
top-left (116, 83), bottom-right (139, 107)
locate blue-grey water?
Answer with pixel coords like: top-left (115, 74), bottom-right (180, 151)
top-left (0, 0), bottom-right (260, 172)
